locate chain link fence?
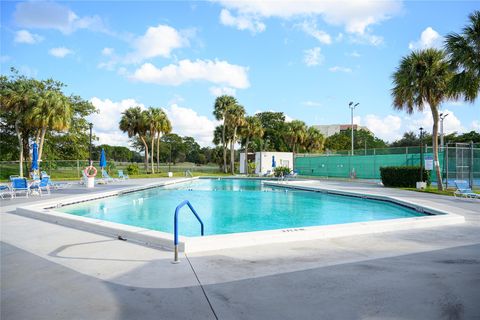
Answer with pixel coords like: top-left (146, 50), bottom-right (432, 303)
top-left (0, 160), bottom-right (222, 181)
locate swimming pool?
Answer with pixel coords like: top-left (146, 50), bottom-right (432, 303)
top-left (59, 179), bottom-right (426, 237)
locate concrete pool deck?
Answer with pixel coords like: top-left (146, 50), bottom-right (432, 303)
top-left (1, 178), bottom-right (480, 319)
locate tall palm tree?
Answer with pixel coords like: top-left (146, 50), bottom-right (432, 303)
top-left (28, 90), bottom-right (72, 162)
top-left (240, 116), bottom-right (264, 174)
top-left (156, 110), bottom-right (171, 172)
top-left (445, 10), bottom-right (480, 102)
top-left (285, 120), bottom-right (307, 154)
top-left (120, 106), bottom-right (150, 172)
top-left (304, 126), bottom-right (324, 153)
top-left (392, 49), bottom-right (453, 191)
top-left (225, 104), bottom-right (246, 174)
top-left (213, 95), bottom-right (237, 173)
top-left (147, 107), bottom-right (161, 174)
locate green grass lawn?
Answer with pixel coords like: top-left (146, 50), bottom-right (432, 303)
top-left (401, 186), bottom-right (480, 197)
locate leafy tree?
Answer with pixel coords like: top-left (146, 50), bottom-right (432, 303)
top-left (119, 107), bottom-right (150, 171)
top-left (255, 112), bottom-right (289, 151)
top-left (240, 116), bottom-right (264, 174)
top-left (324, 129), bottom-right (387, 152)
top-left (183, 136), bottom-right (201, 163)
top-left (392, 49), bottom-right (453, 190)
top-left (445, 10), bottom-right (480, 102)
top-left (213, 95), bottom-right (237, 173)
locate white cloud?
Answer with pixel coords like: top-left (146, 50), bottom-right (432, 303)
top-left (130, 59), bottom-right (250, 89)
top-left (408, 27), bottom-right (443, 50)
top-left (209, 86), bottom-right (237, 97)
top-left (406, 109), bottom-right (465, 135)
top-left (347, 51), bottom-right (361, 58)
top-left (49, 47), bottom-right (73, 58)
top-left (0, 55), bottom-right (11, 63)
top-left (303, 101), bottom-right (322, 107)
top-left (362, 114), bottom-right (403, 141)
top-left (102, 47), bottom-right (114, 56)
top-left (89, 97), bottom-right (145, 146)
top-left (329, 66), bottom-right (352, 73)
top-left (14, 30), bottom-right (43, 44)
top-left (471, 120), bottom-right (480, 131)
top-left (304, 47), bottom-right (323, 67)
top-left (164, 104), bottom-right (220, 146)
top-left (220, 9), bottom-right (266, 33)
top-left (125, 24), bottom-right (190, 63)
top-left (297, 20), bottom-right (332, 44)
top-left (14, 1), bottom-right (108, 35)
top-left (215, 0), bottom-right (401, 42)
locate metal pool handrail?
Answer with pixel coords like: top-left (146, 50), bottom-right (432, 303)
top-left (173, 200), bottom-right (204, 263)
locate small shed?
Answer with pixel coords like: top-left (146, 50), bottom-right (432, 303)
top-left (239, 151), bottom-right (294, 175)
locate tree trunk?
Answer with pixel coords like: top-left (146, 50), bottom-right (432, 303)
top-left (37, 126), bottom-right (47, 162)
top-left (231, 127), bottom-right (237, 175)
top-left (15, 119), bottom-right (24, 177)
top-left (150, 134), bottom-right (155, 174)
top-left (140, 136), bottom-right (149, 173)
top-left (244, 137), bottom-right (249, 175)
top-left (222, 116), bottom-right (227, 173)
top-left (431, 107), bottom-right (443, 191)
top-left (156, 134), bottom-right (161, 172)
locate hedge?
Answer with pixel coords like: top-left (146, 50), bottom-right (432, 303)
top-left (380, 166), bottom-right (430, 188)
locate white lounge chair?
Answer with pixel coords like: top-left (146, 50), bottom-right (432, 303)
top-left (454, 180), bottom-right (480, 199)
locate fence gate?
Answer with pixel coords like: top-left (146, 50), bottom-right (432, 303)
top-left (445, 143), bottom-right (475, 188)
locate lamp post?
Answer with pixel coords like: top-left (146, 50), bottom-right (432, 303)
top-left (349, 101), bottom-right (359, 156)
top-left (88, 123), bottom-right (93, 165)
top-left (439, 113), bottom-right (448, 150)
top-left (419, 127), bottom-right (424, 182)
top-left (169, 142), bottom-right (172, 172)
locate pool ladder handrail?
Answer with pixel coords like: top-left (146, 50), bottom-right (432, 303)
top-left (173, 200), bottom-right (204, 263)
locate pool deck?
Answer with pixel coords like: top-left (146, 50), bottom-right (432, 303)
top-left (1, 178), bottom-right (479, 319)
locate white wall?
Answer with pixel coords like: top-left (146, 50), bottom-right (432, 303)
top-left (239, 153), bottom-right (246, 174)
top-left (254, 152), bottom-right (293, 175)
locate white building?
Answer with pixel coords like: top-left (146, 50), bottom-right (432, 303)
top-left (312, 124), bottom-right (371, 137)
top-left (239, 152), bottom-right (294, 175)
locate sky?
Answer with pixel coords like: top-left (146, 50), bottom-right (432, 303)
top-left (1, 0), bottom-right (479, 147)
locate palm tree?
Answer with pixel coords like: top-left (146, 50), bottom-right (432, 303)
top-left (240, 116), bottom-right (264, 174)
top-left (445, 10), bottom-right (480, 102)
top-left (225, 104), bottom-right (246, 174)
top-left (28, 90), bottom-right (72, 162)
top-left (119, 106), bottom-right (150, 172)
top-left (156, 110), bottom-right (171, 172)
top-left (213, 95), bottom-right (237, 173)
top-left (304, 126), bottom-right (324, 153)
top-left (285, 120), bottom-right (307, 154)
top-left (392, 49), bottom-right (453, 191)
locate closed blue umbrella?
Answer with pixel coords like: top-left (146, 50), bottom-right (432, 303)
top-left (31, 142), bottom-right (39, 171)
top-left (99, 148), bottom-right (107, 168)
top-left (272, 155), bottom-right (276, 168)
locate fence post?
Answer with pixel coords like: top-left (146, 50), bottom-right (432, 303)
top-left (445, 145), bottom-right (449, 189)
top-left (77, 160), bottom-right (80, 178)
top-left (470, 141), bottom-right (474, 188)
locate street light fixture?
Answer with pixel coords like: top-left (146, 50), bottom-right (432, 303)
top-left (419, 127), bottom-right (424, 182)
top-left (349, 101), bottom-right (359, 156)
top-left (88, 123), bottom-right (93, 165)
top-left (439, 113), bottom-right (449, 149)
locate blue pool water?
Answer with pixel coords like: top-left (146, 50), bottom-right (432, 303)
top-left (59, 179), bottom-right (426, 236)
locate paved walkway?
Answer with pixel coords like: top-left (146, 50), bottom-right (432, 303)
top-left (1, 178), bottom-right (479, 319)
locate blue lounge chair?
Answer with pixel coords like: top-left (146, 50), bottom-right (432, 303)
top-left (118, 170), bottom-right (129, 180)
top-left (0, 184), bottom-right (13, 199)
top-left (30, 176), bottom-right (51, 196)
top-left (40, 173), bottom-right (69, 189)
top-left (454, 180), bottom-right (480, 199)
top-left (11, 178), bottom-right (30, 198)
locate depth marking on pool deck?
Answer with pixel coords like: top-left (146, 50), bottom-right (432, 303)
top-left (15, 178), bottom-right (465, 253)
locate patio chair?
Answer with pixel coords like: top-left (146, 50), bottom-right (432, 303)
top-left (0, 184), bottom-right (14, 199)
top-left (11, 177), bottom-right (30, 198)
top-left (40, 174), bottom-right (69, 189)
top-left (283, 170), bottom-right (298, 181)
top-left (118, 170), bottom-right (129, 180)
top-left (9, 175), bottom-right (20, 181)
top-left (30, 176), bottom-right (51, 196)
top-left (101, 169), bottom-right (116, 183)
top-left (454, 180), bottom-right (480, 199)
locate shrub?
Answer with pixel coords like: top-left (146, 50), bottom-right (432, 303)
top-left (274, 166), bottom-right (291, 177)
top-left (126, 163), bottom-right (139, 175)
top-left (380, 166), bottom-right (430, 188)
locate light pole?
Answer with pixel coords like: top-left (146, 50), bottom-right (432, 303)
top-left (419, 127), bottom-right (424, 182)
top-left (349, 101), bottom-right (359, 156)
top-left (439, 113), bottom-right (448, 150)
top-left (88, 123), bottom-right (93, 165)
